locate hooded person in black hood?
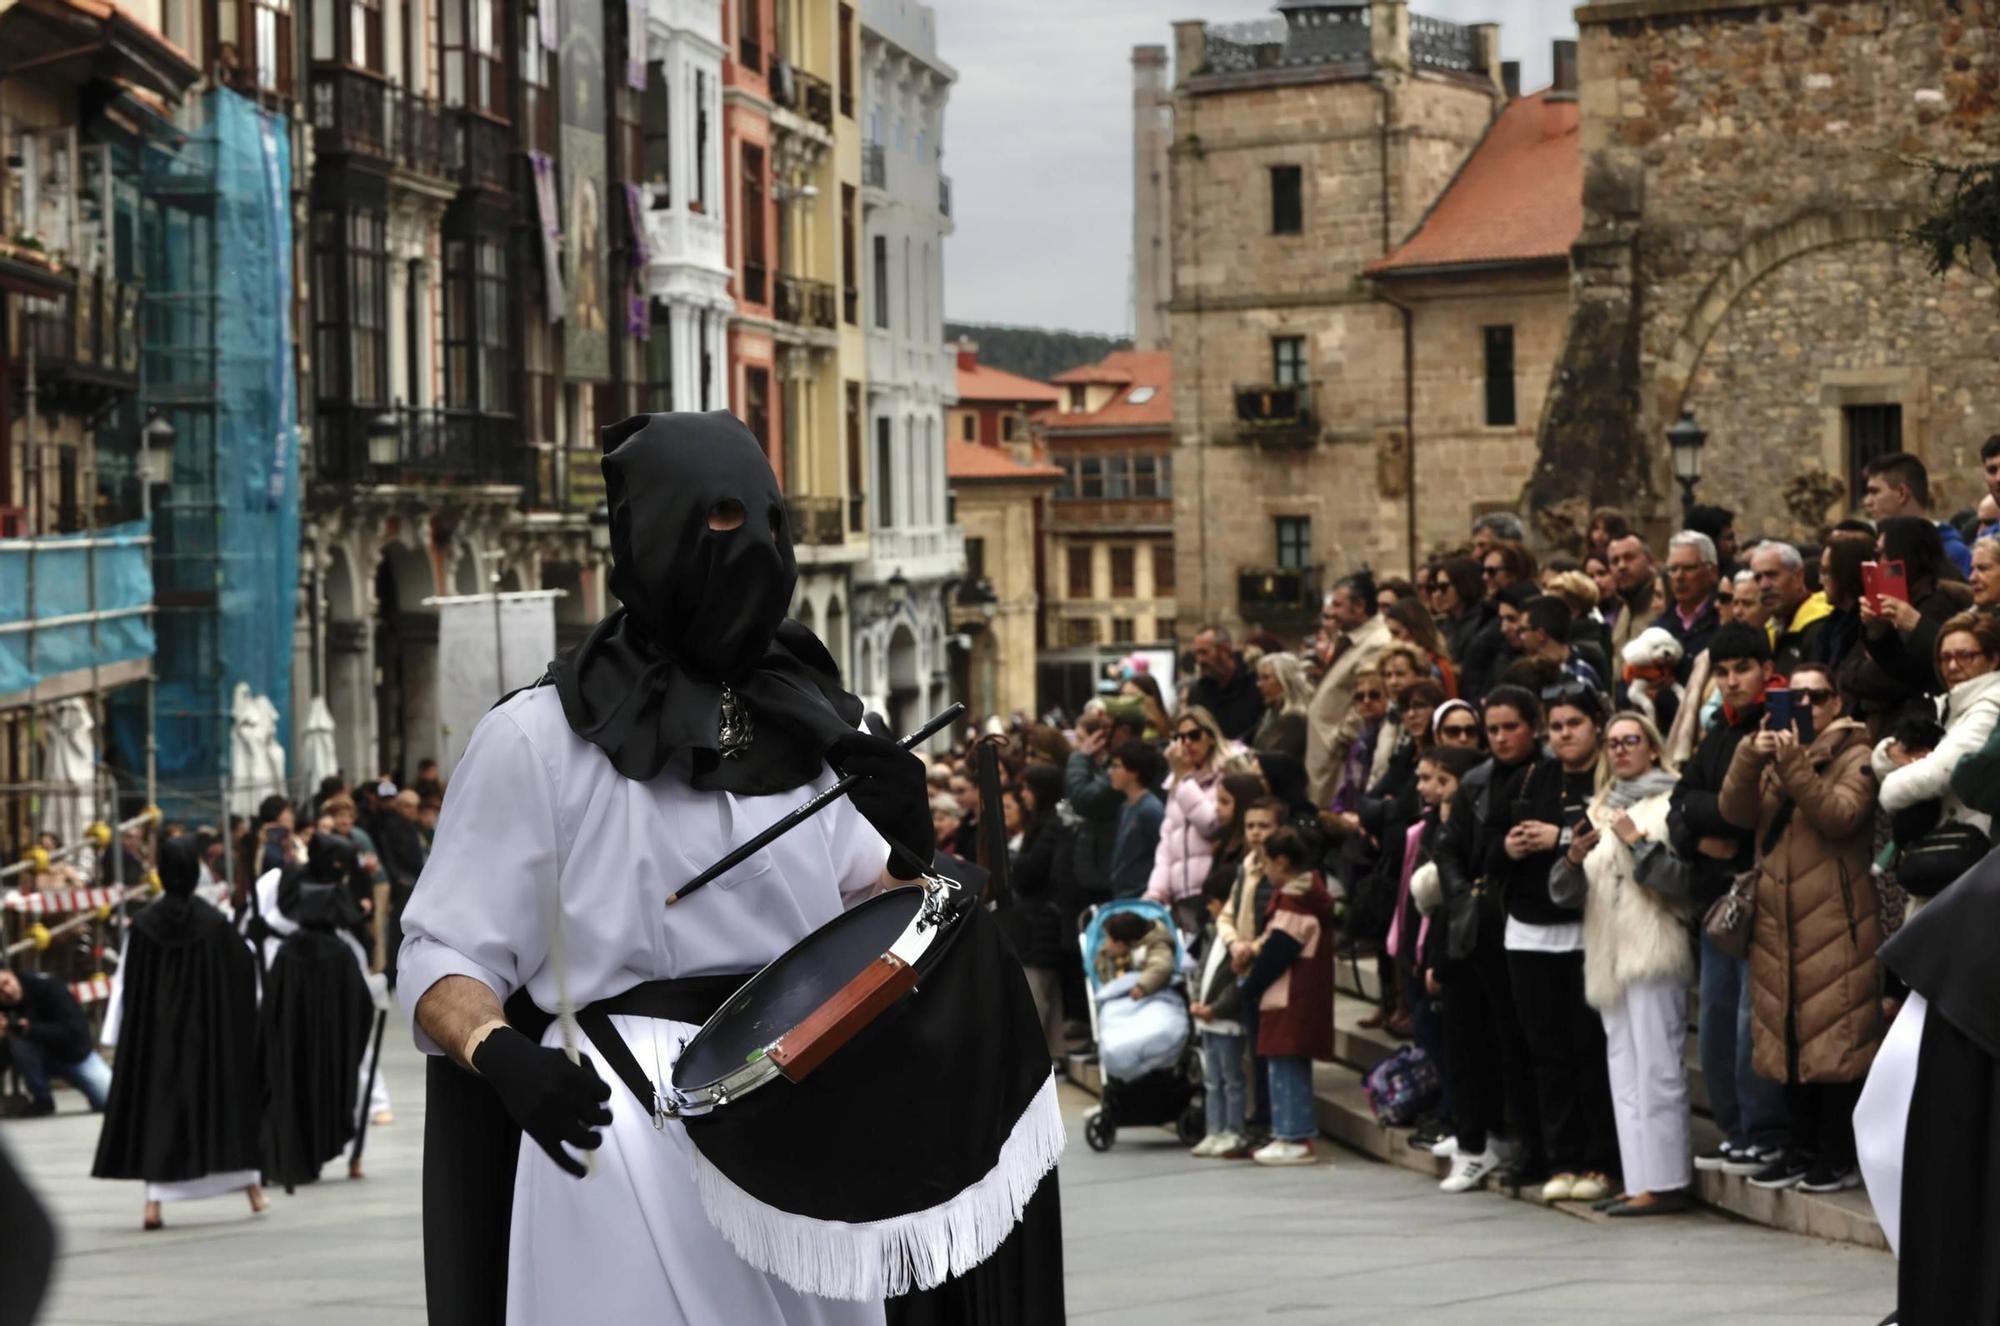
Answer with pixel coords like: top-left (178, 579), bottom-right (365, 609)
top-left (401, 413), bottom-right (1056, 1326)
top-left (93, 835), bottom-right (266, 1229)
top-left (260, 832), bottom-right (375, 1190)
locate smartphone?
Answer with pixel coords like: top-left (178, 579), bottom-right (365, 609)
top-left (1573, 815), bottom-right (1593, 839)
top-left (1764, 686), bottom-right (1793, 733)
top-left (1862, 559), bottom-right (1911, 606)
top-left (1794, 702), bottom-right (1815, 746)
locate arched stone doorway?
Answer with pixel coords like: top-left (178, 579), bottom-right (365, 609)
top-left (375, 543), bottom-right (440, 785)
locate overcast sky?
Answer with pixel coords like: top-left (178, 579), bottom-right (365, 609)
top-left (938, 0), bottom-right (1577, 335)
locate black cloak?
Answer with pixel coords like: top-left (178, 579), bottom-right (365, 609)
top-left (259, 841), bottom-right (373, 1187)
top-left (0, 1138), bottom-right (54, 1326)
top-left (1879, 853), bottom-right (2000, 1325)
top-left (92, 836), bottom-right (262, 1184)
top-left (551, 411), bottom-right (864, 794)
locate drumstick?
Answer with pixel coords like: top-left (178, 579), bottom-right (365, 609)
top-left (665, 703), bottom-right (966, 907)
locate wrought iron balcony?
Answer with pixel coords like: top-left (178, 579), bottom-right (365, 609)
top-left (316, 403), bottom-right (524, 487)
top-left (1238, 565), bottom-right (1323, 616)
top-left (786, 495), bottom-right (845, 547)
top-left (797, 68), bottom-right (834, 130)
top-left (1197, 7), bottom-right (1477, 78)
top-left (390, 88), bottom-right (450, 179)
top-left (449, 109), bottom-right (512, 194)
top-left (1411, 13), bottom-right (1477, 72)
top-left (11, 273), bottom-right (140, 389)
top-left (1233, 380), bottom-right (1317, 445)
top-left (311, 64), bottom-right (390, 161)
top-left (774, 272), bottom-right (837, 330)
top-left (862, 143), bottom-right (886, 188)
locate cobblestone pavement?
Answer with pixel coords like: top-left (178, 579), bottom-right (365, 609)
top-left (6, 1026), bottom-right (1895, 1325)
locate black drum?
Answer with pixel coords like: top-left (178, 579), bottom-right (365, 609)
top-left (664, 879), bottom-right (1065, 1303)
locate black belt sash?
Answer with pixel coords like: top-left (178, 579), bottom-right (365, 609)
top-left (509, 974), bottom-right (752, 1118)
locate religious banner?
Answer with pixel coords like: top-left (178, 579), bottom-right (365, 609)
top-left (560, 0), bottom-right (609, 380)
top-left (433, 592), bottom-right (560, 774)
top-left (529, 150), bottom-right (567, 321)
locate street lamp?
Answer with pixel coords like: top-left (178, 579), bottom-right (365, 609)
top-left (139, 410), bottom-right (176, 493)
top-left (366, 410), bottom-right (401, 469)
top-left (588, 501), bottom-right (612, 555)
top-left (1667, 409), bottom-right (1708, 519)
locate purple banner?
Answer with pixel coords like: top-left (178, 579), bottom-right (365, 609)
top-left (623, 182), bottom-right (651, 268)
top-left (628, 292), bottom-right (650, 340)
top-left (528, 150), bottom-right (566, 322)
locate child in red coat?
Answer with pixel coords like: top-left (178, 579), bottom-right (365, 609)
top-left (1238, 828), bottom-right (1337, 1166)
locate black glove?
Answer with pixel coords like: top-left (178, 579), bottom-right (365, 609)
top-left (472, 1026), bottom-right (613, 1178)
top-left (829, 730), bottom-right (932, 879)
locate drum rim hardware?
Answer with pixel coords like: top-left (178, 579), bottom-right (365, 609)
top-left (662, 875), bottom-right (966, 1119)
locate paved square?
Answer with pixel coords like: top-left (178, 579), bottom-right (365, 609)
top-left (5, 1027), bottom-right (1896, 1324)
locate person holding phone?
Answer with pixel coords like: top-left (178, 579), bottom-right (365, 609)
top-left (1721, 664), bottom-right (1884, 1194)
top-left (1853, 517), bottom-right (1974, 729)
top-left (1873, 613), bottom-right (2000, 922)
top-left (1491, 684), bottom-right (1619, 1205)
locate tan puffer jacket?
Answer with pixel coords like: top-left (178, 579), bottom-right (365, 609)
top-left (1719, 717), bottom-right (1885, 1085)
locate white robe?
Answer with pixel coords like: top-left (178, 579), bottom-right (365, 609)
top-left (398, 686), bottom-right (890, 1326)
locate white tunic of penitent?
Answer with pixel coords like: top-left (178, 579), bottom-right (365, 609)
top-left (398, 685), bottom-right (890, 1326)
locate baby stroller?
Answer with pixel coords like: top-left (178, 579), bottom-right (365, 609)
top-left (1078, 898), bottom-right (1205, 1152)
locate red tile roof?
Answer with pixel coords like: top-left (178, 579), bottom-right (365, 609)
top-left (1040, 350), bottom-right (1173, 431)
top-left (947, 440), bottom-right (1063, 482)
top-left (1367, 91), bottom-right (1581, 277)
top-left (1049, 361), bottom-right (1133, 385)
top-left (955, 360), bottom-right (1061, 406)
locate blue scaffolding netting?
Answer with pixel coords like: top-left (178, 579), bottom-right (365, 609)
top-left (110, 87), bottom-right (298, 814)
top-left (0, 525), bottom-right (157, 695)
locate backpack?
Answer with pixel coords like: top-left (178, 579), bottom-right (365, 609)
top-left (1361, 1045), bottom-right (1441, 1127)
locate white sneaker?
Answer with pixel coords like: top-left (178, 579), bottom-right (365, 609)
top-left (1190, 1133), bottom-right (1222, 1158)
top-left (1251, 1139), bottom-right (1319, 1166)
top-left (1439, 1147), bottom-right (1500, 1193)
top-left (1428, 1133), bottom-right (1459, 1159)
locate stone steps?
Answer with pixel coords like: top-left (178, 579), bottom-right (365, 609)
top-left (1064, 963), bottom-right (1885, 1251)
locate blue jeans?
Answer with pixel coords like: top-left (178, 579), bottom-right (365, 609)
top-left (1268, 1055), bottom-right (1316, 1143)
top-left (1697, 933), bottom-right (1787, 1151)
top-left (8, 1038), bottom-right (111, 1112)
top-left (1200, 1031), bottom-right (1247, 1136)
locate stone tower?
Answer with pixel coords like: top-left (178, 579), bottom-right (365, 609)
top-left (1132, 44), bottom-right (1173, 350)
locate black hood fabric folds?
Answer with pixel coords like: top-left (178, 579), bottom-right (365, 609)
top-left (551, 411), bottom-right (864, 793)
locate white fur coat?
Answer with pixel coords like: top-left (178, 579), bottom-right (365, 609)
top-left (1579, 791), bottom-right (1695, 1010)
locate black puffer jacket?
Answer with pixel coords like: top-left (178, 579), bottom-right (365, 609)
top-left (1005, 816), bottom-right (1070, 969)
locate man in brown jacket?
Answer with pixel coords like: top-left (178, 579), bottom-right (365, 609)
top-left (1720, 662), bottom-right (1885, 1195)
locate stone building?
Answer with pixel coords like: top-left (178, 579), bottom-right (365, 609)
top-left (1132, 44), bottom-right (1173, 350)
top-left (852, 0), bottom-right (960, 741)
top-left (1366, 82), bottom-right (1581, 559)
top-left (1037, 349), bottom-right (1177, 706)
top-left (1529, 0), bottom-right (2000, 542)
top-left (946, 437), bottom-right (1060, 725)
top-left (1165, 2), bottom-right (1517, 641)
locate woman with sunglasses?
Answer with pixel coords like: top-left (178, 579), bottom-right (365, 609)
top-left (1144, 706), bottom-right (1235, 935)
top-left (1550, 712), bottom-right (1695, 1216)
top-left (1429, 557), bottom-right (1487, 671)
top-left (1721, 664), bottom-right (1885, 1194)
top-left (1873, 612), bottom-right (2000, 922)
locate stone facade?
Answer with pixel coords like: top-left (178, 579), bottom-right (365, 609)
top-left (949, 465), bottom-right (1058, 723)
top-left (1531, 0), bottom-right (2000, 541)
top-left (1166, 2), bottom-right (1519, 639)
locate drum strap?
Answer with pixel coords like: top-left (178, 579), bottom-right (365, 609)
top-left (530, 975), bottom-right (752, 1116)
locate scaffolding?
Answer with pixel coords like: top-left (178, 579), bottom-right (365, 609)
top-left (110, 87), bottom-right (299, 831)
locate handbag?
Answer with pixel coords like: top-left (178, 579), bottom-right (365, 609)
top-left (1702, 798), bottom-right (1793, 960)
top-left (1896, 819), bottom-right (1993, 897)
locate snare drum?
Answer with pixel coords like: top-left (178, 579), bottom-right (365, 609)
top-left (659, 876), bottom-right (1065, 1302)
top-left (668, 876), bottom-right (964, 1116)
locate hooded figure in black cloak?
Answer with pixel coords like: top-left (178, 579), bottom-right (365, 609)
top-left (260, 832), bottom-right (373, 1189)
top-left (1856, 852), bottom-right (2000, 1326)
top-left (414, 411), bottom-right (1061, 1326)
top-left (92, 836), bottom-right (265, 1228)
top-left (0, 1138), bottom-right (53, 1326)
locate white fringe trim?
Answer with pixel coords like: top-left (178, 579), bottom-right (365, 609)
top-left (690, 1070), bottom-right (1066, 1301)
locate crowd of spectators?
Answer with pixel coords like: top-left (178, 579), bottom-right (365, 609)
top-left (952, 442), bottom-right (2000, 1204)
